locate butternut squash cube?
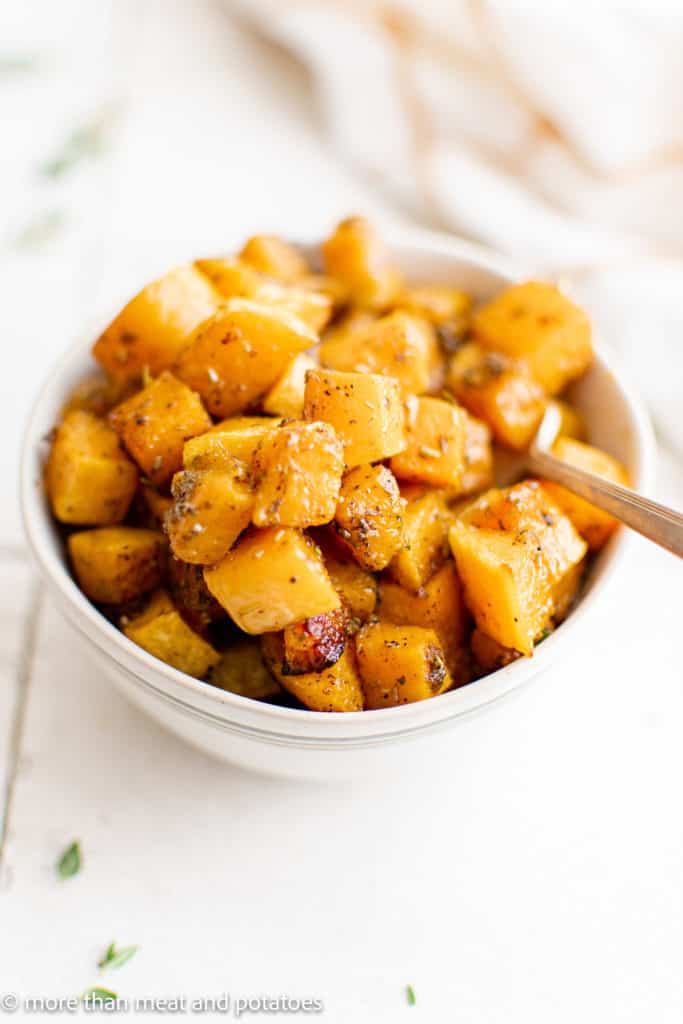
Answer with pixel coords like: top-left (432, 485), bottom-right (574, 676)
top-left (540, 437), bottom-right (631, 550)
top-left (137, 482), bottom-right (173, 529)
top-left (472, 281), bottom-right (593, 395)
top-left (183, 417), bottom-right (282, 471)
top-left (173, 298), bottom-right (316, 417)
top-left (46, 410), bottom-right (138, 525)
top-left (209, 640), bottom-right (282, 701)
top-left (195, 256), bottom-right (264, 298)
top-left (397, 284), bottom-right (471, 325)
top-left (390, 396), bottom-right (467, 489)
top-left (320, 311), bottom-right (443, 395)
top-left (252, 420), bottom-right (344, 528)
top-left (282, 605), bottom-right (349, 675)
top-left (334, 465), bottom-right (404, 571)
top-left (68, 527), bottom-right (166, 604)
top-left (322, 216), bottom-right (401, 309)
top-left (123, 590), bottom-right (220, 678)
top-left (449, 481), bottom-right (586, 654)
top-left (204, 528), bottom-right (340, 634)
top-left (93, 265), bottom-right (220, 381)
top-left (355, 623), bottom-right (452, 708)
top-left (249, 281), bottom-right (333, 333)
top-left (167, 557), bottom-right (225, 632)
top-left (461, 412), bottom-right (494, 496)
top-left (387, 489), bottom-right (451, 591)
top-left (166, 464), bottom-right (253, 564)
top-left (239, 234), bottom-right (309, 282)
top-left (109, 371), bottom-right (211, 486)
top-left (447, 342), bottom-right (545, 450)
top-left (262, 354), bottom-right (318, 419)
top-left (303, 368), bottom-right (406, 468)
top-left (61, 372), bottom-right (134, 418)
top-left (325, 559), bottom-right (378, 622)
top-left (379, 561), bottom-right (468, 663)
top-left (261, 632), bottom-right (363, 712)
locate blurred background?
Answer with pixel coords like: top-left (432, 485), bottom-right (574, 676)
top-left (1, 0), bottom-right (682, 547)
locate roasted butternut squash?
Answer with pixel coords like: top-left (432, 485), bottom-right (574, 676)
top-left (93, 265), bottom-right (220, 381)
top-left (183, 416), bottom-right (282, 471)
top-left (174, 298), bottom-right (316, 417)
top-left (387, 489), bottom-right (450, 591)
top-left (209, 640), bottom-right (282, 700)
top-left (390, 396), bottom-right (467, 489)
top-left (322, 216), bottom-right (401, 309)
top-left (68, 527), bottom-right (166, 604)
top-left (46, 410), bottom-right (138, 525)
top-left (251, 420), bottom-right (344, 528)
top-left (204, 528), bottom-right (340, 634)
top-left (304, 368), bottom-right (406, 468)
top-left (123, 589), bottom-right (220, 677)
top-left (166, 463), bottom-right (253, 564)
top-left (109, 371), bottom-right (211, 486)
top-left (239, 234), bottom-right (309, 282)
top-left (355, 623), bottom-right (452, 708)
top-left (472, 281), bottom-right (593, 396)
top-left (262, 353), bottom-right (318, 419)
top-left (378, 561), bottom-right (468, 665)
top-left (281, 605), bottom-right (349, 675)
top-left (262, 632), bottom-right (364, 712)
top-left (334, 464), bottom-right (404, 571)
top-left (447, 342), bottom-right (545, 450)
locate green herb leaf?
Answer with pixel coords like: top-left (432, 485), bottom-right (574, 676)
top-left (82, 988), bottom-right (118, 1006)
top-left (534, 627), bottom-right (553, 646)
top-left (98, 942), bottom-right (139, 970)
top-left (57, 840), bottom-right (81, 880)
top-left (406, 984), bottom-right (416, 1006)
top-left (40, 107), bottom-right (117, 180)
top-left (11, 209), bottom-right (66, 251)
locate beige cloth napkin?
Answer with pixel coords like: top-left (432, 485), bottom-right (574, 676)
top-left (226, 0), bottom-right (683, 452)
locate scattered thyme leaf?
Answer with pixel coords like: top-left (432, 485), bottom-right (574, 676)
top-left (98, 942), bottom-right (139, 971)
top-left (12, 209), bottom-right (66, 250)
top-left (57, 840), bottom-right (81, 880)
top-left (82, 988), bottom-right (118, 1006)
top-left (406, 984), bottom-right (416, 1006)
top-left (40, 106), bottom-right (117, 180)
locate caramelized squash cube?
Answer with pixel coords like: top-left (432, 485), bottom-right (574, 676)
top-left (379, 561), bottom-right (468, 664)
top-left (262, 633), bottom-right (363, 712)
top-left (166, 464), bottom-right (253, 564)
top-left (109, 371), bottom-right (211, 486)
top-left (204, 528), bottom-right (340, 634)
top-left (173, 298), bottom-right (316, 417)
top-left (239, 234), bottom-right (309, 282)
top-left (123, 590), bottom-right (220, 677)
top-left (472, 281), bottom-right (593, 395)
top-left (262, 353), bottom-right (318, 419)
top-left (136, 483), bottom-right (173, 529)
top-left (68, 527), bottom-right (166, 604)
top-left (209, 640), bottom-right (282, 701)
top-left (540, 437), bottom-right (631, 550)
top-left (322, 216), bottom-right (401, 309)
top-left (320, 311), bottom-right (442, 395)
top-left (355, 623), bottom-right (452, 708)
top-left (387, 489), bottom-right (451, 591)
top-left (252, 420), bottom-right (344, 528)
top-left (449, 481), bottom-right (586, 654)
top-left (303, 368), bottom-right (405, 468)
top-left (549, 399), bottom-right (587, 441)
top-left (470, 628), bottom-right (521, 673)
top-left (447, 342), bottom-right (545, 450)
top-left (93, 265), bottom-right (220, 382)
top-left (390, 396), bottom-right (467, 489)
top-left (46, 410), bottom-right (138, 525)
top-left (183, 416), bottom-right (282, 471)
top-left (282, 605), bottom-right (349, 675)
top-left (334, 465), bottom-right (404, 571)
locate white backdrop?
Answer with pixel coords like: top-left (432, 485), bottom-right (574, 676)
top-left (0, 3), bottom-right (682, 1021)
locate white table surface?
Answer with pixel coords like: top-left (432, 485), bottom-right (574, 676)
top-left (1, 3), bottom-right (682, 1021)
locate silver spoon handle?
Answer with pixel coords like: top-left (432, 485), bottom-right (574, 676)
top-left (528, 449), bottom-right (683, 559)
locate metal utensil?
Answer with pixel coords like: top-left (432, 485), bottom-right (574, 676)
top-left (525, 404), bottom-right (683, 558)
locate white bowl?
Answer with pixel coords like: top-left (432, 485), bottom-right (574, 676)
top-left (20, 230), bottom-right (655, 780)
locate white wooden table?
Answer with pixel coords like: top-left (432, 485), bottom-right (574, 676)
top-left (1, 3), bottom-right (682, 1020)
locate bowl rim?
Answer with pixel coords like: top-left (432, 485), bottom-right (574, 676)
top-left (20, 228), bottom-right (657, 742)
